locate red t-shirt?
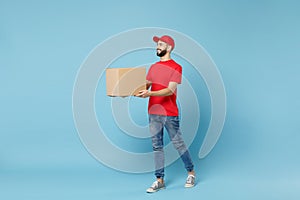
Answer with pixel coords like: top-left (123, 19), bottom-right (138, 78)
top-left (146, 59), bottom-right (182, 116)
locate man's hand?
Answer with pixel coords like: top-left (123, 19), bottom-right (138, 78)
top-left (135, 90), bottom-right (151, 98)
top-left (135, 82), bottom-right (178, 98)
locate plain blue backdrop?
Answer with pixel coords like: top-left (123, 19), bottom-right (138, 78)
top-left (1, 0), bottom-right (300, 199)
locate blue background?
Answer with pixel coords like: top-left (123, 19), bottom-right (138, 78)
top-left (1, 0), bottom-right (300, 199)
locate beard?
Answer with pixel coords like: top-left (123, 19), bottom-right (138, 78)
top-left (156, 49), bottom-right (167, 57)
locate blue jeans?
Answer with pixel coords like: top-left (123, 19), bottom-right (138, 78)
top-left (149, 114), bottom-right (194, 178)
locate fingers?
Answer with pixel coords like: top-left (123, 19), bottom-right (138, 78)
top-left (135, 90), bottom-right (148, 98)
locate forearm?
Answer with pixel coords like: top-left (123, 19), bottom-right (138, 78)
top-left (137, 82), bottom-right (177, 98)
top-left (149, 88), bottom-right (173, 96)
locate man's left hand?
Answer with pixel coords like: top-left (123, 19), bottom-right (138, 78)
top-left (135, 90), bottom-right (151, 98)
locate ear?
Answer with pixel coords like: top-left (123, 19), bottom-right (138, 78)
top-left (167, 45), bottom-right (172, 52)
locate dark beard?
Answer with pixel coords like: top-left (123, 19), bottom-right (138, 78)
top-left (156, 49), bottom-right (167, 57)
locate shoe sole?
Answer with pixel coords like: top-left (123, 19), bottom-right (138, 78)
top-left (146, 187), bottom-right (165, 193)
top-left (185, 184), bottom-right (195, 188)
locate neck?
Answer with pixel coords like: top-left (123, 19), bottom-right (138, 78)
top-left (160, 53), bottom-right (171, 62)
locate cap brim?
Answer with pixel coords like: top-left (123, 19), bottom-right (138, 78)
top-left (153, 36), bottom-right (160, 43)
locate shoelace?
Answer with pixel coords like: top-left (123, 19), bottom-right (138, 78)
top-left (186, 175), bottom-right (194, 184)
top-left (151, 181), bottom-right (159, 189)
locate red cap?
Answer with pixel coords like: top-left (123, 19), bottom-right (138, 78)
top-left (153, 35), bottom-right (175, 50)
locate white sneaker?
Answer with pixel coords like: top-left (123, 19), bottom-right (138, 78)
top-left (146, 180), bottom-right (165, 193)
top-left (185, 174), bottom-right (195, 188)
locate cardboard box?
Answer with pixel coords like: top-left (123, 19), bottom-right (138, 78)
top-left (106, 67), bottom-right (146, 97)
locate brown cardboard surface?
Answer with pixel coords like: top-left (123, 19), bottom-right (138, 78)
top-left (106, 67), bottom-right (146, 97)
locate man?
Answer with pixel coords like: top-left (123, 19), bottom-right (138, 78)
top-left (136, 35), bottom-right (195, 193)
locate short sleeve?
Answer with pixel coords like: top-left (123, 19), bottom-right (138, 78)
top-left (170, 65), bottom-right (182, 84)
